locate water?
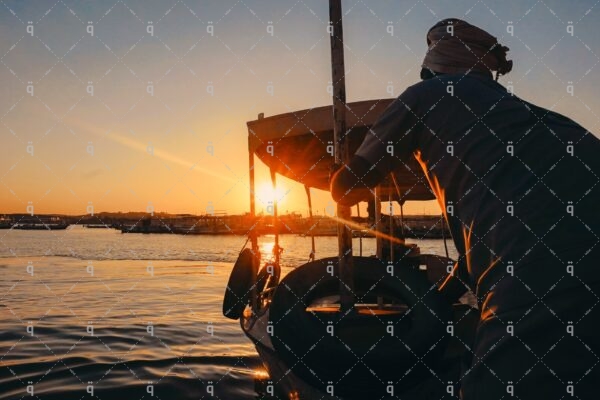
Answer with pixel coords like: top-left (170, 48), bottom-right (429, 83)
top-left (0, 226), bottom-right (456, 399)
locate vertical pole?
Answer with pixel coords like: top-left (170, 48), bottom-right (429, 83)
top-left (389, 191), bottom-right (394, 263)
top-left (375, 187), bottom-right (384, 309)
top-left (270, 169), bottom-right (280, 265)
top-left (329, 0), bottom-right (354, 312)
top-left (375, 187), bottom-right (383, 259)
top-left (248, 133), bottom-right (258, 313)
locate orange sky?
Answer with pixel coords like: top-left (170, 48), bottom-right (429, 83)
top-left (1, 1), bottom-right (599, 216)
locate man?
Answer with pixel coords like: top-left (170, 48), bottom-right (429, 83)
top-left (331, 18), bottom-right (600, 400)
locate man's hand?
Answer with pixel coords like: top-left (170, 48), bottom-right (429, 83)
top-left (439, 261), bottom-right (470, 303)
top-left (330, 156), bottom-right (384, 207)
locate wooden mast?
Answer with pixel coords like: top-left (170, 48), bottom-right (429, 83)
top-left (329, 0), bottom-right (354, 312)
top-left (248, 127), bottom-right (259, 313)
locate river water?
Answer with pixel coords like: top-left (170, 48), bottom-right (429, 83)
top-left (0, 226), bottom-right (457, 399)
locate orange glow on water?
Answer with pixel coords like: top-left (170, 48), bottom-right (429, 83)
top-left (260, 238), bottom-right (275, 258)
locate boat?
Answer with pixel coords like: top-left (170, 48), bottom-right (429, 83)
top-left (225, 98), bottom-right (478, 397)
top-left (83, 224), bottom-right (112, 229)
top-left (223, 2), bottom-right (478, 398)
top-left (11, 216), bottom-right (69, 230)
top-left (13, 223), bottom-right (69, 230)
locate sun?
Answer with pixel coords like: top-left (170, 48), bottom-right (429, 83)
top-left (256, 182), bottom-right (286, 204)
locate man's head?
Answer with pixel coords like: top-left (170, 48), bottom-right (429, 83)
top-left (421, 18), bottom-right (512, 80)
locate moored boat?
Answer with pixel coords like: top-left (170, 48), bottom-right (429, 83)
top-left (224, 98), bottom-right (478, 397)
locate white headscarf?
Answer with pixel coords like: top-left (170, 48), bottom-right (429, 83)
top-left (422, 18), bottom-right (513, 79)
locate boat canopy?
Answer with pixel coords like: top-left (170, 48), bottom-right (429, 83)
top-left (247, 99), bottom-right (435, 202)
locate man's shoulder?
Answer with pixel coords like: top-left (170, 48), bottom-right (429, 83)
top-left (405, 73), bottom-right (499, 92)
top-left (400, 76), bottom-right (457, 103)
top-left (403, 78), bottom-right (447, 96)
top-left (400, 73), bottom-right (506, 107)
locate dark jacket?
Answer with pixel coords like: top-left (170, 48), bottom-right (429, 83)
top-left (332, 72), bottom-right (600, 310)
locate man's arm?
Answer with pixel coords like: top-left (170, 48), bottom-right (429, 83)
top-left (330, 88), bottom-right (422, 206)
top-left (439, 259), bottom-right (471, 303)
top-left (330, 156), bottom-right (383, 207)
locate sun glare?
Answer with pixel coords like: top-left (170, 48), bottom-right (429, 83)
top-left (256, 182), bottom-right (286, 204)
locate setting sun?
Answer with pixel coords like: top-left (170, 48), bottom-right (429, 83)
top-left (255, 182), bottom-right (287, 205)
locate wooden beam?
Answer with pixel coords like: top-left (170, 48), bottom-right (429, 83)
top-left (329, 0), bottom-right (354, 312)
top-left (248, 133), bottom-right (258, 313)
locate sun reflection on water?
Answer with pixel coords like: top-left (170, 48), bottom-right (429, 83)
top-left (260, 236), bottom-right (276, 260)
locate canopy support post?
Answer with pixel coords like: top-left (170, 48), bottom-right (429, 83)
top-left (329, 0), bottom-right (354, 313)
top-left (375, 186), bottom-right (383, 259)
top-left (270, 169), bottom-right (281, 266)
top-left (248, 134), bottom-right (258, 313)
top-left (389, 190), bottom-right (395, 263)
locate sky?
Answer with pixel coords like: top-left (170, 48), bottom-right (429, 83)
top-left (1, 0), bottom-right (599, 216)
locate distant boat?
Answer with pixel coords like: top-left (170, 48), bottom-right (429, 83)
top-left (120, 224), bottom-right (172, 234)
top-left (84, 224), bottom-right (112, 229)
top-left (13, 223), bottom-right (69, 230)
